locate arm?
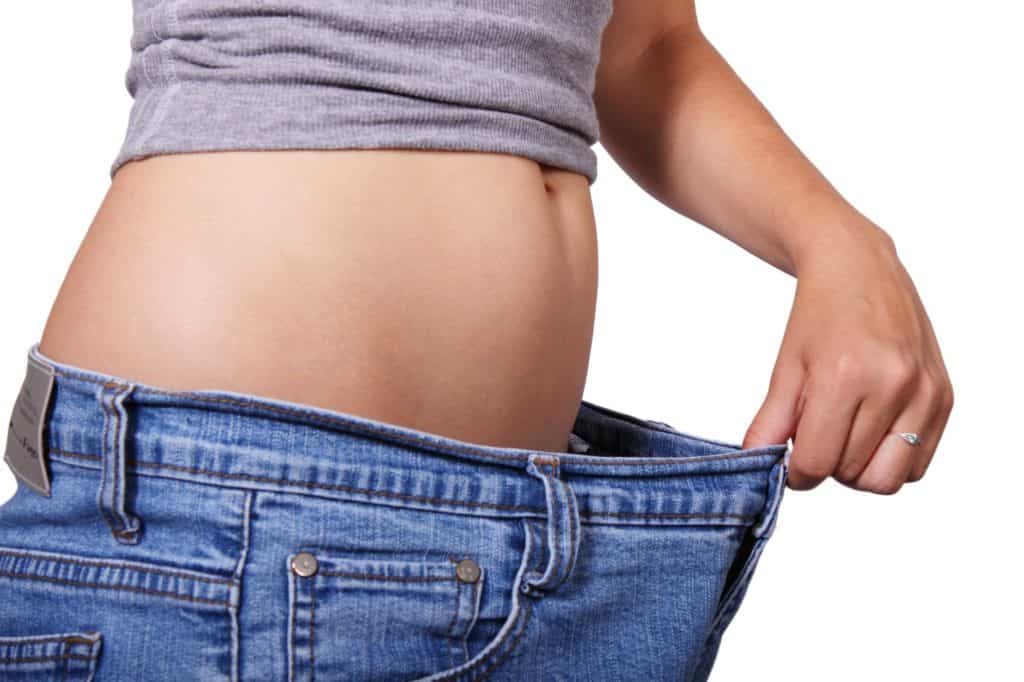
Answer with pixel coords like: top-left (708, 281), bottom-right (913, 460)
top-left (594, 1), bottom-right (954, 493)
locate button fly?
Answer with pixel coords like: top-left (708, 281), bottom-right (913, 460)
top-left (291, 552), bottom-right (319, 577)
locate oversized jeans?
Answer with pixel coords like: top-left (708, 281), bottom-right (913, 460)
top-left (1, 342), bottom-right (789, 680)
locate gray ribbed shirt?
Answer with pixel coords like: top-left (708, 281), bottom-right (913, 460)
top-left (111, 1), bottom-right (615, 185)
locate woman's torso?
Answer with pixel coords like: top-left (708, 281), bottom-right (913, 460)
top-left (38, 149), bottom-right (599, 453)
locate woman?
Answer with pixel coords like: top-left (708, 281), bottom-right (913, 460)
top-left (1, 1), bottom-right (952, 680)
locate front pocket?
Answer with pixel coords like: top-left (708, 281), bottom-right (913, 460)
top-left (287, 550), bottom-right (486, 682)
top-left (0, 630), bottom-right (102, 681)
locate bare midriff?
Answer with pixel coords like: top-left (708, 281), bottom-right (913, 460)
top-left (37, 149), bottom-right (599, 453)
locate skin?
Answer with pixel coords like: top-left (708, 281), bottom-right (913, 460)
top-left (39, 1), bottom-right (952, 486)
top-left (594, 1), bottom-right (954, 493)
top-left (39, 151), bottom-right (598, 454)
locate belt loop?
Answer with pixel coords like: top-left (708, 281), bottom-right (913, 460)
top-left (521, 453), bottom-right (581, 597)
top-left (97, 381), bottom-right (143, 545)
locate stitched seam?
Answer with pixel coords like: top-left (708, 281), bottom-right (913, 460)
top-left (97, 384), bottom-right (117, 532)
top-left (49, 449), bottom-right (760, 522)
top-left (554, 461), bottom-right (566, 584)
top-left (49, 449), bottom-right (544, 513)
top-left (444, 577), bottom-right (463, 668)
top-left (316, 572), bottom-right (455, 582)
top-left (0, 654), bottom-right (97, 663)
top-left (231, 490), bottom-right (253, 682)
top-left (432, 523), bottom-right (534, 681)
top-left (59, 638), bottom-right (68, 682)
top-left (433, 593), bottom-right (530, 682)
top-left (582, 510), bottom-right (753, 521)
top-left (48, 368), bottom-right (780, 467)
top-left (0, 548), bottom-right (233, 585)
top-left (309, 577), bottom-right (316, 682)
top-left (564, 473), bottom-right (579, 581)
top-left (477, 597), bottom-right (534, 681)
top-left (547, 462), bottom-right (561, 586)
top-left (0, 570), bottom-right (229, 606)
top-left (111, 384), bottom-right (125, 530)
top-left (530, 522), bottom-right (544, 575)
top-left (463, 579), bottom-right (481, 663)
top-left (0, 635), bottom-right (85, 646)
top-left (288, 573), bottom-right (296, 682)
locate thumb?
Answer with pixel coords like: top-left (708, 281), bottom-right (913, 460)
top-left (742, 357), bottom-right (804, 449)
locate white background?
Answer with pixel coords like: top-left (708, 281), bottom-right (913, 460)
top-left (1, 2), bottom-right (1020, 679)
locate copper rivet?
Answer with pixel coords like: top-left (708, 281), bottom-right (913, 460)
top-left (455, 558), bottom-right (481, 583)
top-left (291, 552), bottom-right (319, 577)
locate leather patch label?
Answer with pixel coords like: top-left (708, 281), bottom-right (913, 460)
top-left (3, 354), bottom-right (55, 496)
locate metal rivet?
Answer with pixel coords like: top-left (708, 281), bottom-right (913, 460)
top-left (455, 558), bottom-right (480, 584)
top-left (291, 552), bottom-right (319, 577)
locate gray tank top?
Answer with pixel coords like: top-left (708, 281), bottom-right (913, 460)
top-left (111, 1), bottom-right (615, 185)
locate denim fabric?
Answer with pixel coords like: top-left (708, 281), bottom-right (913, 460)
top-left (0, 343), bottom-right (790, 681)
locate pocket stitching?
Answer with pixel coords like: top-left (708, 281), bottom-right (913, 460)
top-left (0, 546), bottom-right (232, 585)
top-left (288, 552), bottom-right (479, 681)
top-left (316, 571), bottom-right (454, 583)
top-left (0, 569), bottom-right (230, 607)
top-left (309, 573), bottom-right (317, 681)
top-left (0, 630), bottom-right (102, 678)
top-left (423, 518), bottom-right (539, 681)
top-left (443, 574), bottom-right (464, 668)
top-left (472, 597), bottom-right (534, 681)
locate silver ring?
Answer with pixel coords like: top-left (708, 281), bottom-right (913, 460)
top-left (896, 432), bottom-right (922, 446)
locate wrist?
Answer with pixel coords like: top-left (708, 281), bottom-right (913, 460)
top-left (786, 214), bottom-right (896, 277)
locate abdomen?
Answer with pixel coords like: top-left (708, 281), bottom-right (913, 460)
top-left (39, 149), bottom-right (599, 452)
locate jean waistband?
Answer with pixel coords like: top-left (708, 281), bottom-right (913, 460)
top-left (19, 343), bottom-right (788, 527)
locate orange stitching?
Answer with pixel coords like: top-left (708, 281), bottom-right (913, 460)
top-left (50, 449), bottom-right (545, 514)
top-left (0, 548), bottom-right (233, 585)
top-left (97, 386), bottom-right (116, 531)
top-left (49, 448), bottom-right (759, 522)
top-left (0, 654), bottom-right (97, 664)
top-left (0, 635), bottom-right (75, 646)
top-left (464, 579), bottom-right (482, 662)
top-left (59, 636), bottom-right (68, 681)
top-left (309, 576), bottom-right (316, 682)
top-left (316, 571), bottom-right (454, 582)
top-left (289, 573), bottom-right (297, 682)
top-left (477, 597), bottom-right (534, 680)
top-left (443, 577), bottom-right (464, 667)
top-left (0, 570), bottom-right (229, 606)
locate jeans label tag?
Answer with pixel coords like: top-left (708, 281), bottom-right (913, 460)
top-left (3, 355), bottom-right (55, 497)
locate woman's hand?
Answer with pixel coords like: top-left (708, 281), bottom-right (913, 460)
top-left (742, 223), bottom-right (954, 493)
top-left (590, 4), bottom-right (953, 490)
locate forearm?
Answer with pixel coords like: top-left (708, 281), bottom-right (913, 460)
top-left (595, 27), bottom-right (893, 275)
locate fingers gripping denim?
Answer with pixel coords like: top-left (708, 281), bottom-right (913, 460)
top-left (0, 343), bottom-right (789, 680)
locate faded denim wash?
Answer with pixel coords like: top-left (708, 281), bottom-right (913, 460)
top-left (0, 342), bottom-right (790, 680)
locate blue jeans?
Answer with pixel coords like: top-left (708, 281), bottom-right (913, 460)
top-left (1, 343), bottom-right (789, 681)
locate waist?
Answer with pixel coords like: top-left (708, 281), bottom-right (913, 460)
top-left (39, 150), bottom-right (598, 452)
top-left (22, 341), bottom-right (788, 525)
